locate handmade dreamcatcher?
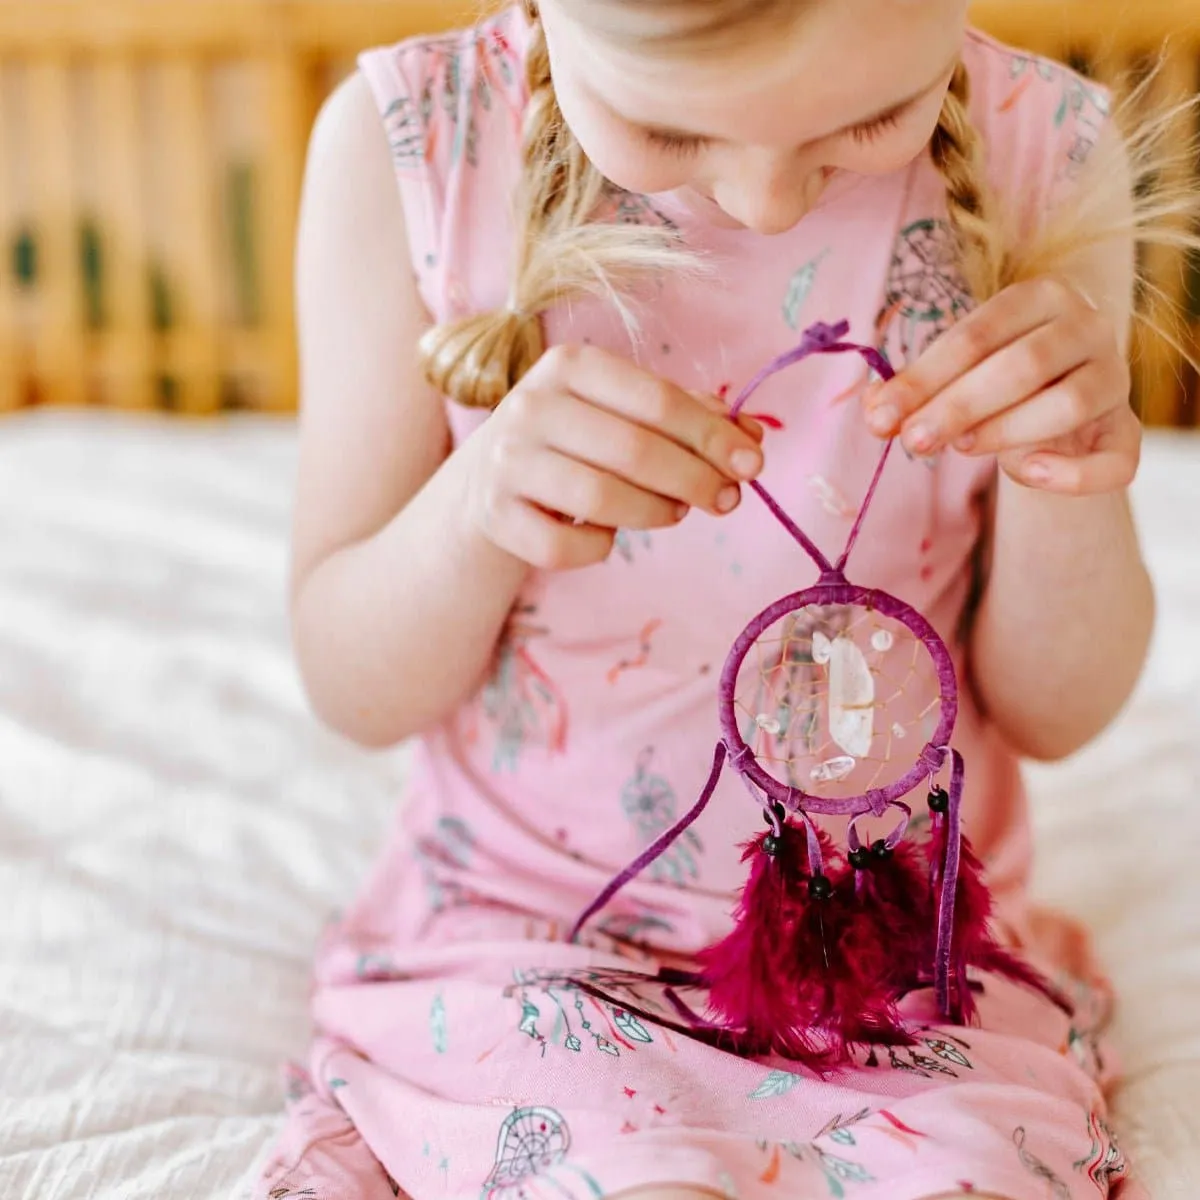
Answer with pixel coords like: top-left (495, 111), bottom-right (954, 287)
top-left (569, 319), bottom-right (1070, 1067)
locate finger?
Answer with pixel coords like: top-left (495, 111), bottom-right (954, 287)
top-left (529, 389), bottom-right (737, 515)
top-left (691, 390), bottom-right (766, 442)
top-left (865, 277), bottom-right (1081, 436)
top-left (516, 448), bottom-right (702, 530)
top-left (494, 498), bottom-right (616, 571)
top-left (1013, 449), bottom-right (1139, 494)
top-left (535, 344), bottom-right (764, 481)
top-left (940, 357), bottom-right (1125, 457)
top-left (1007, 409), bottom-right (1142, 495)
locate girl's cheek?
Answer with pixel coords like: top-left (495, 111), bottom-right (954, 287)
top-left (833, 110), bottom-right (947, 177)
top-left (572, 129), bottom-right (695, 197)
top-left (834, 136), bottom-right (928, 176)
top-left (584, 143), bottom-right (697, 198)
top-left (553, 86), bottom-right (696, 195)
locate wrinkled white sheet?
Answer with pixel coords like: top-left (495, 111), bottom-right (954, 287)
top-left (0, 412), bottom-right (1195, 1200)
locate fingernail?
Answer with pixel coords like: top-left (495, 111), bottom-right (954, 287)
top-left (867, 404), bottom-right (898, 435)
top-left (955, 432), bottom-right (977, 453)
top-left (730, 449), bottom-right (762, 480)
top-left (906, 424), bottom-right (936, 454)
top-left (674, 503), bottom-right (690, 522)
top-left (1023, 459), bottom-right (1051, 485)
top-left (716, 485), bottom-right (741, 513)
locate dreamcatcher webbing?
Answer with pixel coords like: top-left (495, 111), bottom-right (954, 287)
top-left (569, 320), bottom-right (1070, 1064)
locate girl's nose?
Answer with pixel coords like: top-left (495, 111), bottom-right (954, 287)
top-left (712, 149), bottom-right (826, 235)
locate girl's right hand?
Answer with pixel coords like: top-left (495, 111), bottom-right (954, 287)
top-left (463, 343), bottom-right (765, 570)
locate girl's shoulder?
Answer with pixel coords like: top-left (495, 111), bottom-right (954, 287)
top-left (961, 29), bottom-right (1113, 222)
top-left (357, 7), bottom-right (531, 172)
top-left (357, 7), bottom-right (533, 318)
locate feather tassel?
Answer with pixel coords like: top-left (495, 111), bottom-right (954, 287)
top-left (699, 820), bottom-right (844, 1064)
top-left (930, 783), bottom-right (1074, 1023)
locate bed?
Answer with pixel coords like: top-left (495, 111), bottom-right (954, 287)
top-left (0, 413), bottom-right (1196, 1200)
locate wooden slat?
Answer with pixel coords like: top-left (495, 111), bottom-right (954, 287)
top-left (0, 1), bottom-right (467, 55)
top-left (1088, 46), bottom-right (1137, 114)
top-left (258, 50), bottom-right (311, 411)
top-left (0, 62), bottom-right (21, 411)
top-left (27, 55), bottom-right (87, 406)
top-left (1, 0), bottom-right (1185, 58)
top-left (158, 57), bottom-right (221, 413)
top-left (1133, 46), bottom-right (1197, 427)
top-left (2, 0), bottom-right (1176, 55)
top-left (93, 55), bottom-right (153, 408)
top-left (971, 4), bottom-right (1200, 429)
top-left (971, 1), bottom-right (1200, 50)
top-left (225, 327), bottom-right (270, 379)
top-left (1189, 329), bottom-right (1200, 427)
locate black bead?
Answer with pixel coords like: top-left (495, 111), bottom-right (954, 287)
top-left (808, 874), bottom-right (833, 901)
top-left (848, 848), bottom-right (872, 871)
top-left (762, 801), bottom-right (788, 827)
top-left (871, 839), bottom-right (893, 861)
top-left (762, 835), bottom-right (780, 858)
top-left (928, 787), bottom-right (950, 814)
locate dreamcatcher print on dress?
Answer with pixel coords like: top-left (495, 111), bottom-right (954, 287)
top-left (878, 219), bottom-right (974, 363)
top-left (569, 320), bottom-right (1072, 1069)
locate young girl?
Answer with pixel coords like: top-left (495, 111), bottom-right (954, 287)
top-left (263, 0), bottom-right (1176, 1196)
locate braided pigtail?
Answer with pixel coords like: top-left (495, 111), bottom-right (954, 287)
top-left (929, 61), bottom-right (1007, 305)
top-left (419, 12), bottom-right (685, 409)
top-left (931, 56), bottom-right (1200, 391)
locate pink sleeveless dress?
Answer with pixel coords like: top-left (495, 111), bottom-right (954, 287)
top-left (258, 10), bottom-right (1141, 1198)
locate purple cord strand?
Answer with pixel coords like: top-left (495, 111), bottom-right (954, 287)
top-left (835, 439), bottom-right (895, 574)
top-left (726, 323), bottom-right (898, 575)
top-left (748, 481), bottom-right (833, 574)
top-left (569, 742), bottom-right (727, 944)
top-left (729, 321), bottom-right (896, 421)
top-left (728, 321), bottom-right (851, 419)
top-left (934, 749), bottom-right (966, 1018)
top-left (802, 815), bottom-right (825, 877)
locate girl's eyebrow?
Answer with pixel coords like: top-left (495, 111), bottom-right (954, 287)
top-left (633, 55), bottom-right (959, 144)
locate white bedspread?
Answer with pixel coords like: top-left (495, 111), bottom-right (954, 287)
top-left (0, 412), bottom-right (1196, 1200)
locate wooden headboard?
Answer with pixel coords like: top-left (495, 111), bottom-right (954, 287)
top-left (0, 0), bottom-right (1196, 423)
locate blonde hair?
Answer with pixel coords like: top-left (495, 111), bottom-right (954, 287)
top-left (421, 0), bottom-right (1198, 409)
top-left (421, 5), bottom-right (691, 408)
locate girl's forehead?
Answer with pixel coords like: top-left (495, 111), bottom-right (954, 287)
top-left (544, 0), bottom-right (967, 145)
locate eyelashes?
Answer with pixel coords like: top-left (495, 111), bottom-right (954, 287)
top-left (846, 109), bottom-right (905, 145)
top-left (644, 129), bottom-right (711, 158)
top-left (643, 105), bottom-right (911, 157)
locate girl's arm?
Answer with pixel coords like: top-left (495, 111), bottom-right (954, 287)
top-left (969, 145), bottom-right (1152, 762)
top-left (970, 475), bottom-right (1152, 761)
top-left (290, 75), bottom-right (529, 747)
top-left (866, 129), bottom-right (1153, 761)
top-left (291, 76), bottom-right (763, 748)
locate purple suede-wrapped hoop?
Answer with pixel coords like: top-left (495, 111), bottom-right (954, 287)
top-left (718, 320), bottom-right (960, 815)
top-left (718, 580), bottom-right (959, 817)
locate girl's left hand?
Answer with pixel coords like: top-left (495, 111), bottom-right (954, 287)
top-left (863, 276), bottom-right (1140, 495)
